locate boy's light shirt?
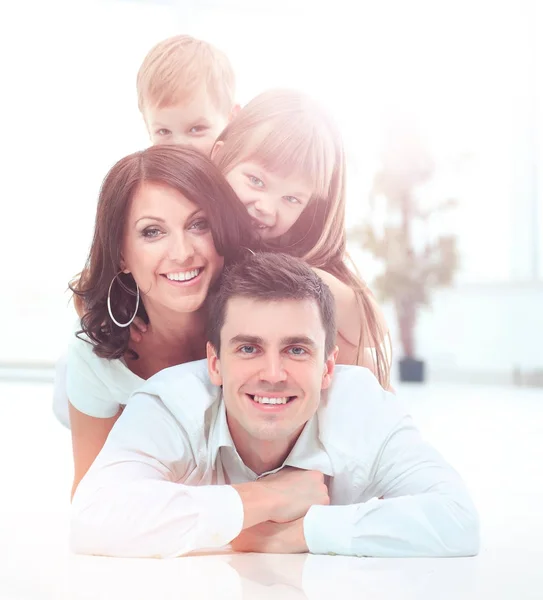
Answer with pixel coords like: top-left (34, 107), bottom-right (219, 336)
top-left (71, 361), bottom-right (479, 559)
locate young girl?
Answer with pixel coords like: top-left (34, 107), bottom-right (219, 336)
top-left (211, 89), bottom-right (391, 388)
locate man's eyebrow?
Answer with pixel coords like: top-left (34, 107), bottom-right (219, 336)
top-left (281, 336), bottom-right (317, 347)
top-left (228, 335), bottom-right (264, 346)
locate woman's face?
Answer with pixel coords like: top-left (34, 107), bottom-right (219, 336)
top-left (121, 181), bottom-right (224, 316)
top-left (223, 161), bottom-right (313, 240)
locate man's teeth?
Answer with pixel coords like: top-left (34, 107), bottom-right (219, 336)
top-left (166, 269), bottom-right (201, 282)
top-left (252, 395), bottom-right (289, 405)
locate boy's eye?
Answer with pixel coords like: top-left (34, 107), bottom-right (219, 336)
top-left (141, 227), bottom-right (162, 239)
top-left (189, 218), bottom-right (210, 231)
top-left (156, 129), bottom-right (171, 136)
top-left (284, 196), bottom-right (301, 205)
top-left (189, 125), bottom-right (208, 134)
top-left (247, 175), bottom-right (265, 188)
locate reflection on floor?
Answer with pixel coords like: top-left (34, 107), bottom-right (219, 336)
top-left (0, 379), bottom-right (541, 599)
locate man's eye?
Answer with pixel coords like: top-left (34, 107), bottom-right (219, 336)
top-left (284, 196), bottom-right (301, 205)
top-left (289, 347), bottom-right (307, 356)
top-left (248, 175), bottom-right (264, 188)
top-left (239, 345), bottom-right (257, 354)
top-left (156, 129), bottom-right (171, 136)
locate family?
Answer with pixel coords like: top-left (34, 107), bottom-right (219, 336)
top-left (56, 35), bottom-right (479, 558)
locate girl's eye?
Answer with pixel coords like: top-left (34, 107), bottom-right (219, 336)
top-left (156, 129), bottom-right (171, 136)
top-left (141, 227), bottom-right (162, 239)
top-left (284, 196), bottom-right (301, 205)
top-left (189, 125), bottom-right (208, 134)
top-left (248, 175), bottom-right (265, 188)
top-left (189, 218), bottom-right (210, 231)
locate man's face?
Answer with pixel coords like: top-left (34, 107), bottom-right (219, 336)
top-left (207, 297), bottom-right (337, 446)
top-left (144, 86), bottom-right (232, 155)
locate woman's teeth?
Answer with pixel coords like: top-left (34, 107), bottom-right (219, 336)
top-left (165, 268), bottom-right (201, 282)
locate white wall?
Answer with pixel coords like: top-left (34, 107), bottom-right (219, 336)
top-left (383, 283), bottom-right (543, 384)
top-left (1, 0), bottom-right (542, 386)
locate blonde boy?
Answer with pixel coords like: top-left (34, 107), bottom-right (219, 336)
top-left (137, 35), bottom-right (238, 154)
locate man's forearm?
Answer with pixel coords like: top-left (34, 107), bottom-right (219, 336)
top-left (71, 478), bottom-right (245, 558)
top-left (232, 481), bottom-right (276, 529)
top-left (303, 492), bottom-right (480, 558)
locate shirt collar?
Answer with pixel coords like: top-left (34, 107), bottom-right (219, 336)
top-left (210, 398), bottom-right (333, 477)
top-left (209, 398), bottom-right (236, 468)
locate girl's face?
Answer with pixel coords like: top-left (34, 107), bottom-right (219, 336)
top-left (122, 181), bottom-right (224, 317)
top-left (224, 161), bottom-right (313, 240)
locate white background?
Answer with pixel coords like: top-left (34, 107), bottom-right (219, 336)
top-left (0, 0), bottom-right (541, 381)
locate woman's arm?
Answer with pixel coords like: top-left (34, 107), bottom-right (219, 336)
top-left (68, 402), bottom-right (123, 499)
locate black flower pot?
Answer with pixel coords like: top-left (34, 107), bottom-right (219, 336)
top-left (399, 358), bottom-right (425, 383)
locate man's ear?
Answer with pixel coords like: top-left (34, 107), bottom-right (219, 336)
top-left (210, 140), bottom-right (224, 162)
top-left (207, 341), bottom-right (223, 386)
top-left (321, 345), bottom-right (339, 390)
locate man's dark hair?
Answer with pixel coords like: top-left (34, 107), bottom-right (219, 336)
top-left (206, 252), bottom-right (336, 355)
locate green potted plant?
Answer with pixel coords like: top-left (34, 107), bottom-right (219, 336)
top-left (350, 122), bottom-right (459, 382)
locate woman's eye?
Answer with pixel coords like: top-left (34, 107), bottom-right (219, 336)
top-left (141, 227), bottom-right (162, 238)
top-left (156, 129), bottom-right (171, 136)
top-left (248, 175), bottom-right (264, 188)
top-left (189, 219), bottom-right (210, 231)
top-left (284, 196), bottom-right (301, 205)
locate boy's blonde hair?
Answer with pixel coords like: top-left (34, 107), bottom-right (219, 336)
top-left (137, 35), bottom-right (235, 115)
top-left (214, 89), bottom-right (391, 388)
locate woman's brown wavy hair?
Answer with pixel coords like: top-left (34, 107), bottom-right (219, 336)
top-left (70, 144), bottom-right (256, 360)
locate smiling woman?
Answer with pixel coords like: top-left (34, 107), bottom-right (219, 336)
top-left (64, 144), bottom-right (255, 496)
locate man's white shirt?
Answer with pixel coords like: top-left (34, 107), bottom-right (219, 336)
top-left (71, 360), bottom-right (479, 558)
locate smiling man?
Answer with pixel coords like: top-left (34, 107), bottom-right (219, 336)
top-left (71, 253), bottom-right (479, 559)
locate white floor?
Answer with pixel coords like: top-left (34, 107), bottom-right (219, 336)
top-left (0, 380), bottom-right (542, 599)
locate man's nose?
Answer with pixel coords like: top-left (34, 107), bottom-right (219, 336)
top-left (259, 353), bottom-right (287, 384)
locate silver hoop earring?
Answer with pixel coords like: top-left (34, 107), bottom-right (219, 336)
top-left (107, 272), bottom-right (140, 328)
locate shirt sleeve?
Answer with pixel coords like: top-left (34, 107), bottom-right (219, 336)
top-left (70, 392), bottom-right (245, 558)
top-left (52, 352), bottom-right (71, 428)
top-left (303, 414), bottom-right (480, 558)
top-left (65, 336), bottom-right (121, 418)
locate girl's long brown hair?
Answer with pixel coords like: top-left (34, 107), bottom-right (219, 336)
top-left (214, 89), bottom-right (391, 387)
top-left (71, 144), bottom-right (256, 360)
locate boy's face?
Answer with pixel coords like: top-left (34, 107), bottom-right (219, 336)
top-left (144, 87), bottom-right (232, 155)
